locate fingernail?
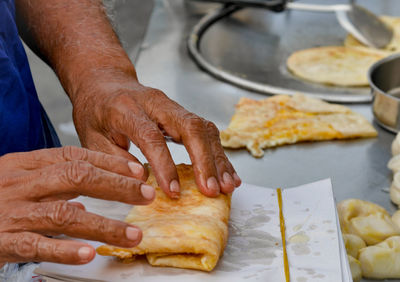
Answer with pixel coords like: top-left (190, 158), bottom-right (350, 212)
top-left (128, 162), bottom-right (144, 177)
top-left (78, 247), bottom-right (93, 261)
top-left (207, 176), bottom-right (219, 193)
top-left (170, 180), bottom-right (180, 193)
top-left (126, 227), bottom-right (140, 241)
top-left (223, 172), bottom-right (234, 187)
top-left (140, 184), bottom-right (155, 200)
top-left (233, 172), bottom-right (242, 186)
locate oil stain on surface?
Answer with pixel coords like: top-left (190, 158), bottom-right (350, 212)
top-left (217, 205), bottom-right (281, 273)
top-left (291, 242), bottom-right (311, 256)
top-left (288, 231), bottom-right (310, 244)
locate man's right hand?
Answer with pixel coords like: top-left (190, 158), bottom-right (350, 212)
top-left (0, 146), bottom-right (155, 265)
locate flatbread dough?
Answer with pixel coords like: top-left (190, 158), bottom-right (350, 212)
top-left (392, 132), bottom-right (400, 156)
top-left (345, 16), bottom-right (400, 53)
top-left (348, 255), bottom-right (362, 282)
top-left (392, 210), bottom-right (400, 230)
top-left (337, 199), bottom-right (400, 245)
top-left (359, 236), bottom-right (400, 279)
top-left (343, 234), bottom-right (366, 259)
top-left (390, 172), bottom-right (400, 206)
top-left (388, 155), bottom-right (400, 173)
top-left (97, 164), bottom-right (231, 272)
top-left (220, 94), bottom-right (377, 157)
top-left (286, 46), bottom-right (386, 86)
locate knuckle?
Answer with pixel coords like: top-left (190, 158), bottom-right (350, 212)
top-left (0, 175), bottom-right (16, 188)
top-left (142, 129), bottom-right (164, 144)
top-left (106, 90), bottom-right (133, 106)
top-left (115, 174), bottom-right (131, 190)
top-left (62, 146), bottom-right (88, 161)
top-left (204, 120), bottom-right (220, 137)
top-left (64, 160), bottom-right (94, 187)
top-left (0, 152), bottom-right (13, 164)
top-left (48, 201), bottom-right (78, 227)
top-left (103, 91), bottom-right (138, 123)
top-left (148, 88), bottom-right (167, 99)
top-left (137, 122), bottom-right (164, 145)
top-left (12, 233), bottom-right (40, 260)
top-left (215, 152), bottom-right (228, 166)
top-left (146, 89), bottom-right (180, 116)
top-left (182, 113), bottom-right (206, 133)
top-left (108, 91), bottom-right (141, 114)
top-left (96, 217), bottom-right (118, 240)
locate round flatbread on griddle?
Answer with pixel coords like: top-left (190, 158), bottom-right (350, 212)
top-left (287, 46), bottom-right (387, 87)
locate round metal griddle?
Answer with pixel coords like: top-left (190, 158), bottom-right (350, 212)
top-left (187, 0), bottom-right (400, 103)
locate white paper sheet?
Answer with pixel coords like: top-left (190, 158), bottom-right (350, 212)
top-left (36, 180), bottom-right (350, 282)
top-left (283, 179), bottom-right (347, 282)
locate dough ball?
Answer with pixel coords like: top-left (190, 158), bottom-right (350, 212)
top-left (359, 236), bottom-right (400, 279)
top-left (337, 199), bottom-right (399, 245)
top-left (392, 210), bottom-right (400, 230)
top-left (348, 255), bottom-right (362, 282)
top-left (392, 132), bottom-right (400, 156)
top-left (343, 233), bottom-right (366, 258)
top-left (391, 174), bottom-right (400, 206)
top-left (388, 155), bottom-right (400, 173)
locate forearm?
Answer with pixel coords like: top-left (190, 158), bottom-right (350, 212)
top-left (15, 0), bottom-right (138, 103)
top-left (14, 0), bottom-right (241, 197)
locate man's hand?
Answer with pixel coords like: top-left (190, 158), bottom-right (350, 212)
top-left (15, 0), bottom-right (241, 198)
top-left (0, 146), bottom-right (155, 265)
top-left (73, 81), bottom-right (241, 199)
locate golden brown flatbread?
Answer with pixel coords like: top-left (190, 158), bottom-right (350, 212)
top-left (345, 16), bottom-right (400, 53)
top-left (220, 94), bottom-right (377, 157)
top-left (286, 46), bottom-right (386, 86)
top-left (96, 164), bottom-right (231, 272)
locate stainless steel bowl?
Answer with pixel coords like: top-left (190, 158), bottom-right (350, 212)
top-left (369, 53), bottom-right (400, 133)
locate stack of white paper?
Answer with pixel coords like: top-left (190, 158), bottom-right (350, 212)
top-left (36, 179), bottom-right (351, 282)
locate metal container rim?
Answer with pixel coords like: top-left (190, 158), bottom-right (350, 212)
top-left (368, 52), bottom-right (400, 99)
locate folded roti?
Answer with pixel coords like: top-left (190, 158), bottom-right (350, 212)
top-left (97, 164), bottom-right (231, 272)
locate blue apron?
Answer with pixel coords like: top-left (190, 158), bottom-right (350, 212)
top-left (0, 0), bottom-right (60, 156)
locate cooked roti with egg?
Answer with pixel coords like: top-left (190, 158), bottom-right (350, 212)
top-left (286, 46), bottom-right (386, 86)
top-left (97, 164), bottom-right (231, 272)
top-left (220, 94), bottom-right (377, 157)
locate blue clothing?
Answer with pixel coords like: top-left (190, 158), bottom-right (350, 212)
top-left (0, 0), bottom-right (60, 155)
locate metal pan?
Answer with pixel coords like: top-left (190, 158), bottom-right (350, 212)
top-left (190, 0), bottom-right (286, 11)
top-left (370, 53), bottom-right (400, 133)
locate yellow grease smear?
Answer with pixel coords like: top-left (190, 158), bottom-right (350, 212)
top-left (277, 188), bottom-right (290, 282)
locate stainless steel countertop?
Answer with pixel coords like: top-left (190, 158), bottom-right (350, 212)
top-left (130, 1), bottom-right (397, 280)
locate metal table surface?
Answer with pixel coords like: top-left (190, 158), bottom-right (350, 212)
top-left (129, 1), bottom-right (397, 280)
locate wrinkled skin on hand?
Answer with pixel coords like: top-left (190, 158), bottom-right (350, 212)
top-left (73, 80), bottom-right (241, 199)
top-left (0, 146), bottom-right (155, 266)
top-left (14, 0), bottom-right (240, 200)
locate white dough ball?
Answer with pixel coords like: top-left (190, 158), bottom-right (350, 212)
top-left (388, 155), bottom-right (400, 173)
top-left (392, 132), bottom-right (400, 156)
